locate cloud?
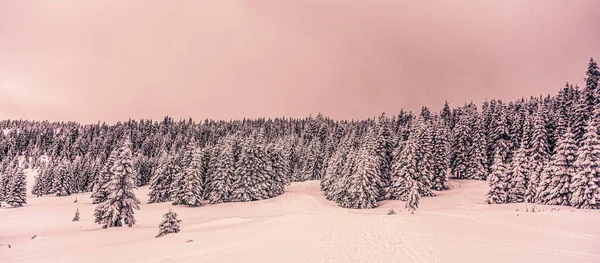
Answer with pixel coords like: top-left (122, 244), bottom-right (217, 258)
top-left (1, 0), bottom-right (599, 123)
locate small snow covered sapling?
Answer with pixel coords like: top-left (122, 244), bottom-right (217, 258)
top-left (74, 197), bottom-right (78, 203)
top-left (72, 209), bottom-right (80, 221)
top-left (156, 208), bottom-right (182, 238)
top-left (387, 208), bottom-right (396, 215)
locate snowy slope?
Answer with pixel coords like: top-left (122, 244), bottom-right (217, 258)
top-left (1, 174), bottom-right (599, 263)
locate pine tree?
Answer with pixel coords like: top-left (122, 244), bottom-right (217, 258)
top-left (341, 132), bottom-right (382, 209)
top-left (451, 113), bottom-right (472, 179)
top-left (570, 121), bottom-right (600, 209)
top-left (148, 151), bottom-right (177, 203)
top-left (486, 153), bottom-right (508, 204)
top-left (467, 120), bottom-right (488, 180)
top-left (431, 117), bottom-right (449, 190)
top-left (537, 130), bottom-right (577, 206)
top-left (172, 140), bottom-right (203, 207)
top-left (72, 209), bottom-right (80, 221)
top-left (205, 139), bottom-right (234, 204)
top-left (405, 178), bottom-right (420, 213)
top-left (526, 104), bottom-right (551, 202)
top-left (94, 139), bottom-right (140, 228)
top-left (506, 142), bottom-right (528, 203)
top-left (230, 137), bottom-right (271, 202)
top-left (322, 138), bottom-right (348, 196)
top-left (300, 139), bottom-right (324, 181)
top-left (31, 166), bottom-right (45, 197)
top-left (53, 158), bottom-right (73, 197)
top-left (375, 113), bottom-right (395, 191)
top-left (6, 166), bottom-right (27, 207)
top-left (91, 149), bottom-right (119, 204)
top-left (414, 119), bottom-right (434, 196)
top-left (388, 132), bottom-right (420, 201)
top-left (267, 142), bottom-right (289, 197)
top-left (155, 208), bottom-right (182, 238)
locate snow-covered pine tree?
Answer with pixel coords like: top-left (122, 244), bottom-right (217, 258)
top-left (526, 104), bottom-right (551, 203)
top-left (404, 178), bottom-right (420, 214)
top-left (53, 158), bottom-right (73, 197)
top-left (148, 151), bottom-right (177, 203)
top-left (72, 209), bottom-right (80, 221)
top-left (486, 153), bottom-right (508, 204)
top-left (414, 119), bottom-right (434, 196)
top-left (375, 113), bottom-right (395, 191)
top-left (172, 140), bottom-right (203, 207)
top-left (330, 136), bottom-right (360, 205)
top-left (341, 130), bottom-right (382, 209)
top-left (490, 104), bottom-right (512, 165)
top-left (155, 208), bottom-right (182, 238)
top-left (267, 141), bottom-right (289, 197)
top-left (431, 117), bottom-right (450, 190)
top-left (451, 112), bottom-right (472, 179)
top-left (94, 139), bottom-right (140, 228)
top-left (467, 119), bottom-right (488, 180)
top-left (230, 136), bottom-right (271, 202)
top-left (91, 149), bottom-right (119, 204)
top-left (570, 121), bottom-right (600, 209)
top-left (325, 132), bottom-right (356, 202)
top-left (322, 135), bottom-right (349, 197)
top-left (536, 129), bottom-right (577, 206)
top-left (388, 131), bottom-right (420, 201)
top-left (300, 138), bottom-right (324, 181)
top-left (31, 165), bottom-right (45, 197)
top-left (205, 138), bottom-right (234, 204)
top-left (506, 142), bottom-right (528, 203)
top-left (6, 166), bottom-right (27, 207)
top-left (572, 96), bottom-right (589, 145)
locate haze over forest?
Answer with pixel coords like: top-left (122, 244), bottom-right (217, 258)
top-left (1, 0), bottom-right (599, 123)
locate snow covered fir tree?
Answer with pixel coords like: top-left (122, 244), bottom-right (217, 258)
top-left (0, 57), bottom-right (599, 216)
top-left (156, 208), bottom-right (182, 238)
top-left (93, 139), bottom-right (141, 228)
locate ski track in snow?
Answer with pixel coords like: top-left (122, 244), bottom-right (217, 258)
top-left (1, 176), bottom-right (599, 263)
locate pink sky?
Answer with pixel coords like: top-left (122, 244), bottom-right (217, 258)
top-left (1, 1), bottom-right (599, 123)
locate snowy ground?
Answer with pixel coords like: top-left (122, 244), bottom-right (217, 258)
top-left (1, 171), bottom-right (599, 263)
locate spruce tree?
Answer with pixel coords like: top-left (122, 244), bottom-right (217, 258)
top-left (486, 153), bottom-right (508, 204)
top-left (451, 113), bottom-right (472, 179)
top-left (526, 104), bottom-right (551, 202)
top-left (388, 132), bottom-right (420, 201)
top-left (172, 140), bottom-right (203, 207)
top-left (267, 142), bottom-right (289, 197)
top-left (404, 178), bottom-right (420, 213)
top-left (414, 119), bottom-right (434, 196)
top-left (53, 158), bottom-right (73, 197)
top-left (6, 166), bottom-right (27, 207)
top-left (148, 151), bottom-right (177, 203)
top-left (342, 132), bottom-right (382, 209)
top-left (431, 117), bottom-right (449, 190)
top-left (375, 113), bottom-right (395, 191)
top-left (205, 139), bottom-right (234, 204)
top-left (230, 137), bottom-right (271, 202)
top-left (156, 208), bottom-right (182, 238)
top-left (91, 149), bottom-right (119, 204)
top-left (301, 139), bottom-right (324, 181)
top-left (467, 120), bottom-right (488, 180)
top-left (506, 142), bottom-right (528, 203)
top-left (94, 140), bottom-right (140, 228)
top-left (570, 121), bottom-right (600, 209)
top-left (537, 130), bottom-right (577, 206)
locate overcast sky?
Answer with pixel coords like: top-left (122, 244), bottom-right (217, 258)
top-left (1, 1), bottom-right (599, 123)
